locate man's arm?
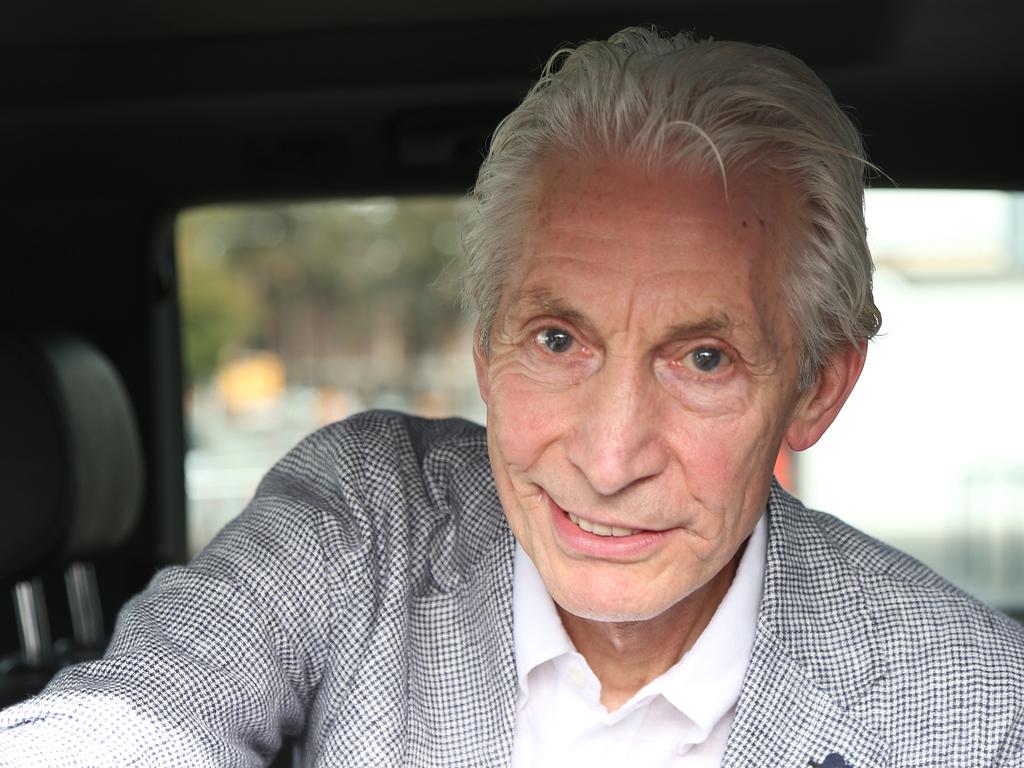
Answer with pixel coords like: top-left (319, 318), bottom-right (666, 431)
top-left (0, 433), bottom-right (343, 767)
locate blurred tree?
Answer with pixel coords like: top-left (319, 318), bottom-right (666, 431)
top-left (177, 196), bottom-right (471, 395)
top-left (176, 211), bottom-right (264, 384)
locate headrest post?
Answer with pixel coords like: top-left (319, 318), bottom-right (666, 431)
top-left (12, 578), bottom-right (53, 669)
top-left (65, 561), bottom-right (104, 649)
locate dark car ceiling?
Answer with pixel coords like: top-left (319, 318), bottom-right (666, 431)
top-left (3, 0), bottom-right (1024, 201)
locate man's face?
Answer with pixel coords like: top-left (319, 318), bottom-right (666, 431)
top-left (474, 156), bottom-right (810, 622)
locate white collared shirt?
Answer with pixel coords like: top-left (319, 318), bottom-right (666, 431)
top-left (511, 513), bottom-right (767, 767)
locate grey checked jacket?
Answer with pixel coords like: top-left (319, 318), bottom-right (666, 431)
top-left (1, 410), bottom-right (1022, 766)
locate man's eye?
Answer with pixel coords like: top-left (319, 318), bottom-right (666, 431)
top-left (689, 348), bottom-right (723, 372)
top-left (535, 328), bottom-right (575, 354)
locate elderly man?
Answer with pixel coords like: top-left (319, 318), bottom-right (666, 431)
top-left (2, 27), bottom-right (1022, 768)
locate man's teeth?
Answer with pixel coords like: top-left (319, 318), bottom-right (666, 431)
top-left (566, 512), bottom-right (637, 537)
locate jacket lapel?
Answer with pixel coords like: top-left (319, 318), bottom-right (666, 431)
top-left (406, 503), bottom-right (517, 766)
top-left (723, 484), bottom-right (892, 767)
top-left (722, 632), bottom-right (891, 767)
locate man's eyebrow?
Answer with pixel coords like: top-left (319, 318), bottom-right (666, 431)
top-left (507, 288), bottom-right (596, 333)
top-left (660, 313), bottom-right (735, 341)
top-left (510, 288), bottom-right (737, 342)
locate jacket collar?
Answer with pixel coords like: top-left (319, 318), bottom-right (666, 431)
top-left (722, 482), bottom-right (892, 767)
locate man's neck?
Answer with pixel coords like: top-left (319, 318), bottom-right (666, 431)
top-left (556, 552), bottom-right (740, 712)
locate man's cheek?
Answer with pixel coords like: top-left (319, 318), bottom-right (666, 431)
top-left (489, 372), bottom-right (568, 469)
top-left (679, 418), bottom-right (769, 498)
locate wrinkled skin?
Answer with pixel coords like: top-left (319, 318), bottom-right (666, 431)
top-left (474, 155), bottom-right (863, 658)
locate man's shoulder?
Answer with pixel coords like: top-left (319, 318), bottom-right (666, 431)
top-left (812, 503), bottom-right (1020, 641)
top-left (279, 408), bottom-right (488, 474)
top-left (257, 409), bottom-right (490, 508)
top-left (250, 410), bottom-right (502, 590)
top-left (772, 486), bottom-right (1024, 685)
top-left (740, 489), bottom-right (1023, 767)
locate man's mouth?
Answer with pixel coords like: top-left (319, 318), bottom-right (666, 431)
top-left (565, 511), bottom-right (638, 538)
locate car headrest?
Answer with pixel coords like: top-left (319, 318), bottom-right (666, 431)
top-left (0, 335), bottom-right (144, 581)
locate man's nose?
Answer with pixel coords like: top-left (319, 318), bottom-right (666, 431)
top-left (564, 358), bottom-right (669, 496)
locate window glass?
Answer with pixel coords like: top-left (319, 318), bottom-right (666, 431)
top-left (800, 190), bottom-right (1024, 615)
top-left (177, 198), bottom-right (481, 555)
top-left (177, 191), bottom-right (1024, 617)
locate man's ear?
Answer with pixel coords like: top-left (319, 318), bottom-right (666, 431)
top-left (472, 322), bottom-right (490, 406)
top-left (785, 341), bottom-right (866, 452)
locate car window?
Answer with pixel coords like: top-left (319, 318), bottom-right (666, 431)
top-left (800, 189), bottom-right (1024, 619)
top-left (176, 190), bottom-right (1024, 620)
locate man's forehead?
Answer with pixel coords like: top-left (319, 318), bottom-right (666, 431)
top-left (528, 153), bottom-right (793, 224)
top-left (520, 158), bottom-right (796, 282)
top-left (499, 158), bottom-right (800, 357)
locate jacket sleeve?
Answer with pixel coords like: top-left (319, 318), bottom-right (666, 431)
top-left (0, 428), bottom-right (349, 768)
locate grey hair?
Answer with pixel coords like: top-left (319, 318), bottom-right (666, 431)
top-left (463, 27), bottom-right (881, 389)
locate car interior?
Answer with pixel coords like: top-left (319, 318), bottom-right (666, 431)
top-left (2, 0), bottom-right (1022, 763)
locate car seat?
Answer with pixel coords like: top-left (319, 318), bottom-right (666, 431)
top-left (0, 333), bottom-right (144, 706)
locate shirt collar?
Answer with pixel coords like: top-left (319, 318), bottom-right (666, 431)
top-left (512, 511), bottom-right (767, 733)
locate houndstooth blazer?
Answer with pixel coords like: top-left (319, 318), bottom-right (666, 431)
top-left (1, 410), bottom-right (1022, 767)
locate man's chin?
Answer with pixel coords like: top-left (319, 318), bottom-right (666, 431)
top-left (552, 592), bottom-right (676, 624)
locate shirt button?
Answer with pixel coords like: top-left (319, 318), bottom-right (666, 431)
top-left (568, 666), bottom-right (586, 689)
